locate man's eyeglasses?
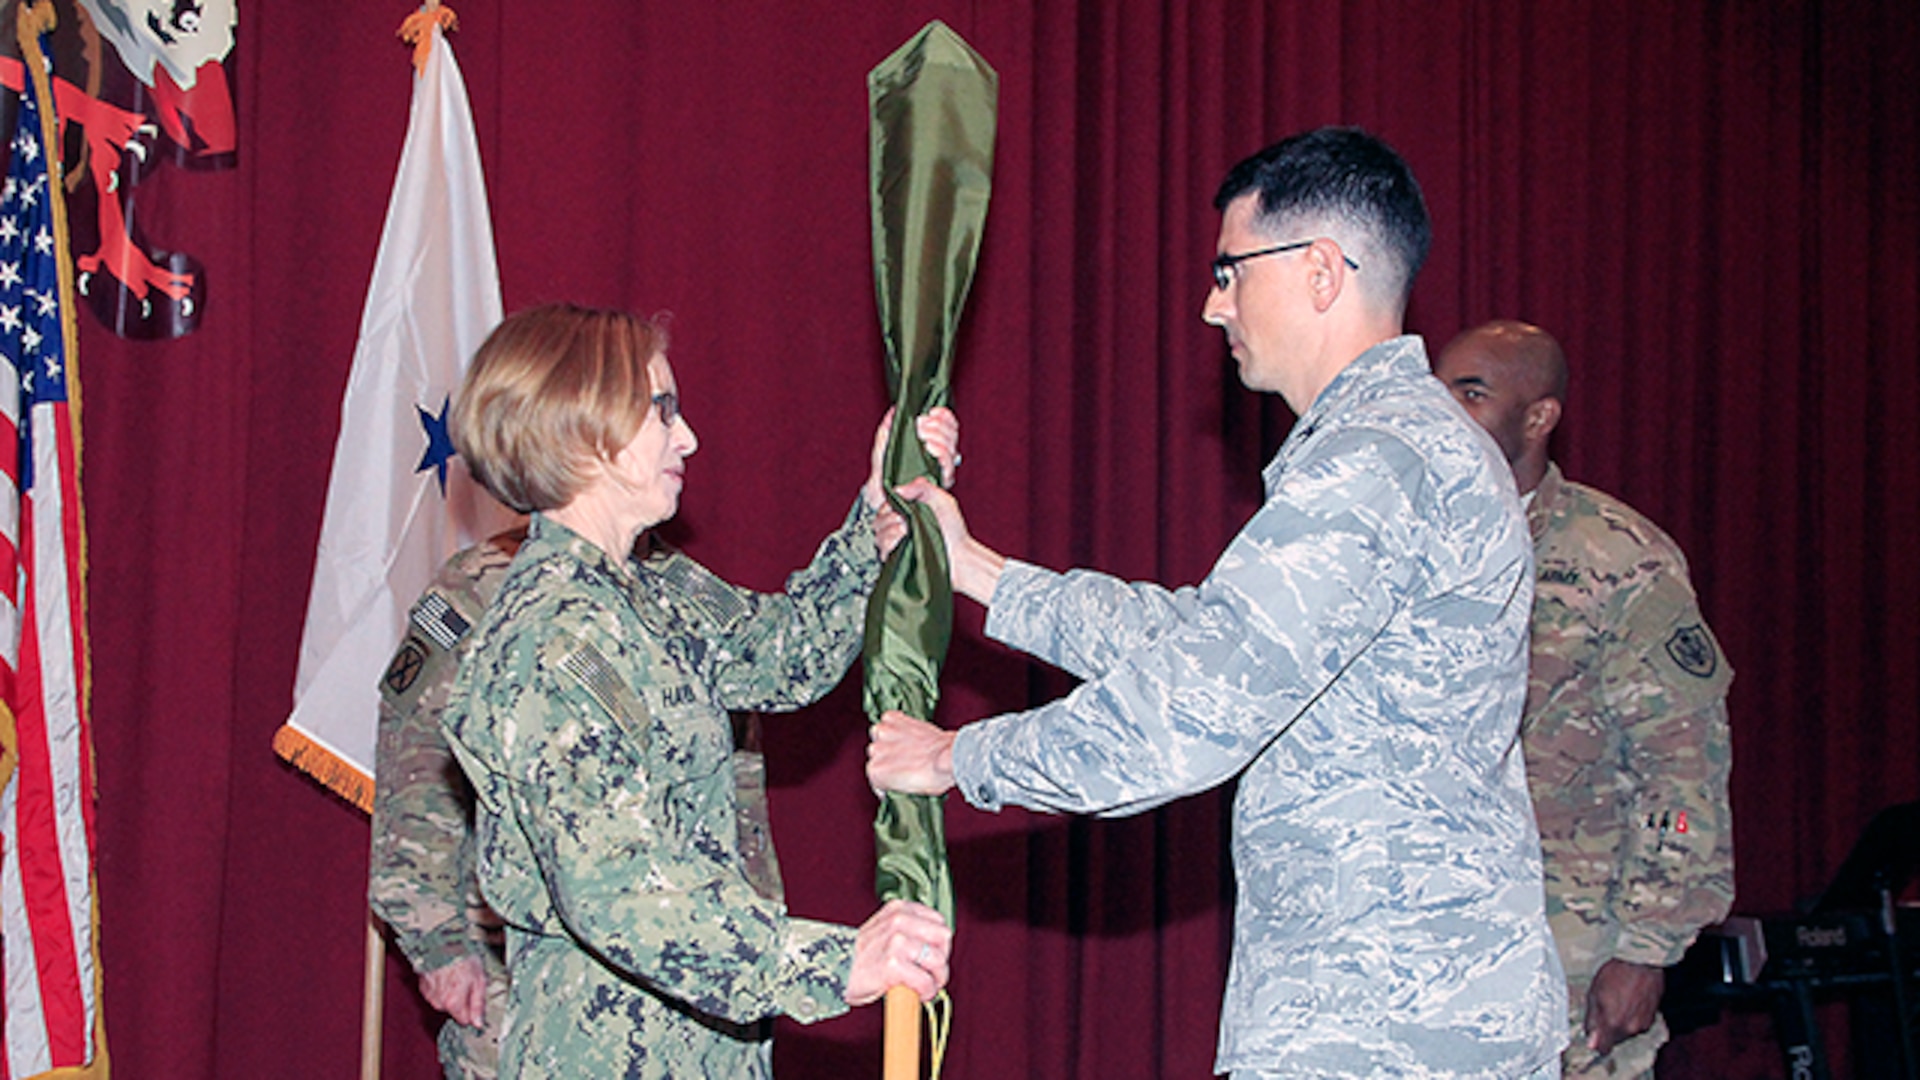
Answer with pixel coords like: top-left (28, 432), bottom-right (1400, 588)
top-left (1209, 239), bottom-right (1360, 291)
top-left (652, 391), bottom-right (680, 427)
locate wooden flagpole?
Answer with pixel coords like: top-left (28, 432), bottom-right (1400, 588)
top-left (361, 914), bottom-right (386, 1080)
top-left (883, 988), bottom-right (919, 1078)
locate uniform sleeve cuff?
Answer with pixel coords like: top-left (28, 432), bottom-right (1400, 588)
top-left (951, 725), bottom-right (1001, 812)
top-left (850, 496), bottom-right (881, 557)
top-left (772, 918), bottom-right (859, 1025)
top-left (1613, 926), bottom-right (1695, 968)
top-left (397, 919), bottom-right (474, 975)
top-left (981, 560), bottom-right (1046, 644)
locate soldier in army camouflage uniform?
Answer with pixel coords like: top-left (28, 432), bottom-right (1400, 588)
top-left (440, 303), bottom-right (956, 1079)
top-left (872, 129), bottom-right (1567, 1078)
top-left (372, 529), bottom-right (524, 1080)
top-left (1436, 320), bottom-right (1734, 1079)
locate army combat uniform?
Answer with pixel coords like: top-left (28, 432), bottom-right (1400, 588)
top-left (1523, 463), bottom-right (1734, 1079)
top-left (443, 499), bottom-right (880, 1079)
top-left (371, 531), bottom-right (523, 1080)
top-left (951, 338), bottom-right (1567, 1078)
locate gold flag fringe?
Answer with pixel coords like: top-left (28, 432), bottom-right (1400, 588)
top-left (273, 726), bottom-right (376, 813)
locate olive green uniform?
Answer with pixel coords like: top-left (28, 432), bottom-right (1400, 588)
top-left (1524, 464), bottom-right (1734, 1078)
top-left (371, 532), bottom-right (523, 1080)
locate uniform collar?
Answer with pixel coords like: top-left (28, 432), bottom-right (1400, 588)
top-left (1298, 334), bottom-right (1431, 430)
top-left (528, 512), bottom-right (645, 591)
top-left (1527, 461), bottom-right (1566, 543)
top-left (1269, 335), bottom-right (1430, 483)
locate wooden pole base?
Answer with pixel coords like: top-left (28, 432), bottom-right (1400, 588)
top-left (361, 914), bottom-right (385, 1080)
top-left (882, 984), bottom-right (920, 1079)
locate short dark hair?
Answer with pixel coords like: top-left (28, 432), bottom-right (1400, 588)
top-left (1215, 127), bottom-right (1432, 310)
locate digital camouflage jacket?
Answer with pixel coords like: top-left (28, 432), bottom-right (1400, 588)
top-left (952, 337), bottom-right (1567, 1078)
top-left (443, 500), bottom-right (879, 1079)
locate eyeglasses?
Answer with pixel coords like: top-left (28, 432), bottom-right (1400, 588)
top-left (651, 391), bottom-right (680, 427)
top-left (1209, 239), bottom-right (1360, 290)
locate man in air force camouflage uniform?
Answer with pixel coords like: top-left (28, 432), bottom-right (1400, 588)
top-left (371, 531), bottom-right (811, 1078)
top-left (869, 129), bottom-right (1568, 1078)
top-left (1436, 320), bottom-right (1734, 1079)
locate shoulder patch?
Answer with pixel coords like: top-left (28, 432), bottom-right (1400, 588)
top-left (382, 634), bottom-right (431, 696)
top-left (1665, 623), bottom-right (1719, 678)
top-left (558, 642), bottom-right (652, 750)
top-left (411, 592), bottom-right (472, 650)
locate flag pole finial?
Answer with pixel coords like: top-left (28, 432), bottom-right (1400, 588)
top-left (397, 3), bottom-right (458, 76)
top-left (15, 0), bottom-right (57, 52)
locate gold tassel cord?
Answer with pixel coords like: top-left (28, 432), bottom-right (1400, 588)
top-left (923, 991), bottom-right (952, 1080)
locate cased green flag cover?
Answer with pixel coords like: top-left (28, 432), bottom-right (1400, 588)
top-left (862, 19), bottom-right (996, 931)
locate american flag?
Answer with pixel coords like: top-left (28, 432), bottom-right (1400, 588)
top-left (0, 36), bottom-right (104, 1080)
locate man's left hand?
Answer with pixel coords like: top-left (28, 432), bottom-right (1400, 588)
top-left (1584, 958), bottom-right (1664, 1056)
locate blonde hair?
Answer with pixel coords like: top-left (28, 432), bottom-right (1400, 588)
top-left (452, 304), bottom-right (666, 513)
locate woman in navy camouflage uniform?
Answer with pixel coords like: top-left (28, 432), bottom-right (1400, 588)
top-left (442, 303), bottom-right (953, 1079)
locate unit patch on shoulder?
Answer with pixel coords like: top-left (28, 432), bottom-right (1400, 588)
top-left (1665, 623), bottom-right (1718, 678)
top-left (383, 635), bottom-right (430, 695)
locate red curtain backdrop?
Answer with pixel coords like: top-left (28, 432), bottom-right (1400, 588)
top-left (57, 2), bottom-right (1916, 1076)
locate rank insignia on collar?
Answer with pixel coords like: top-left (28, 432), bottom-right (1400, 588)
top-left (1665, 623), bottom-right (1718, 678)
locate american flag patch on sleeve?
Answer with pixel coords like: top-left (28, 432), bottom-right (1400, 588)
top-left (411, 593), bottom-right (471, 651)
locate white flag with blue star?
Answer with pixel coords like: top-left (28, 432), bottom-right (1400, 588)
top-left (276, 20), bottom-right (513, 810)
